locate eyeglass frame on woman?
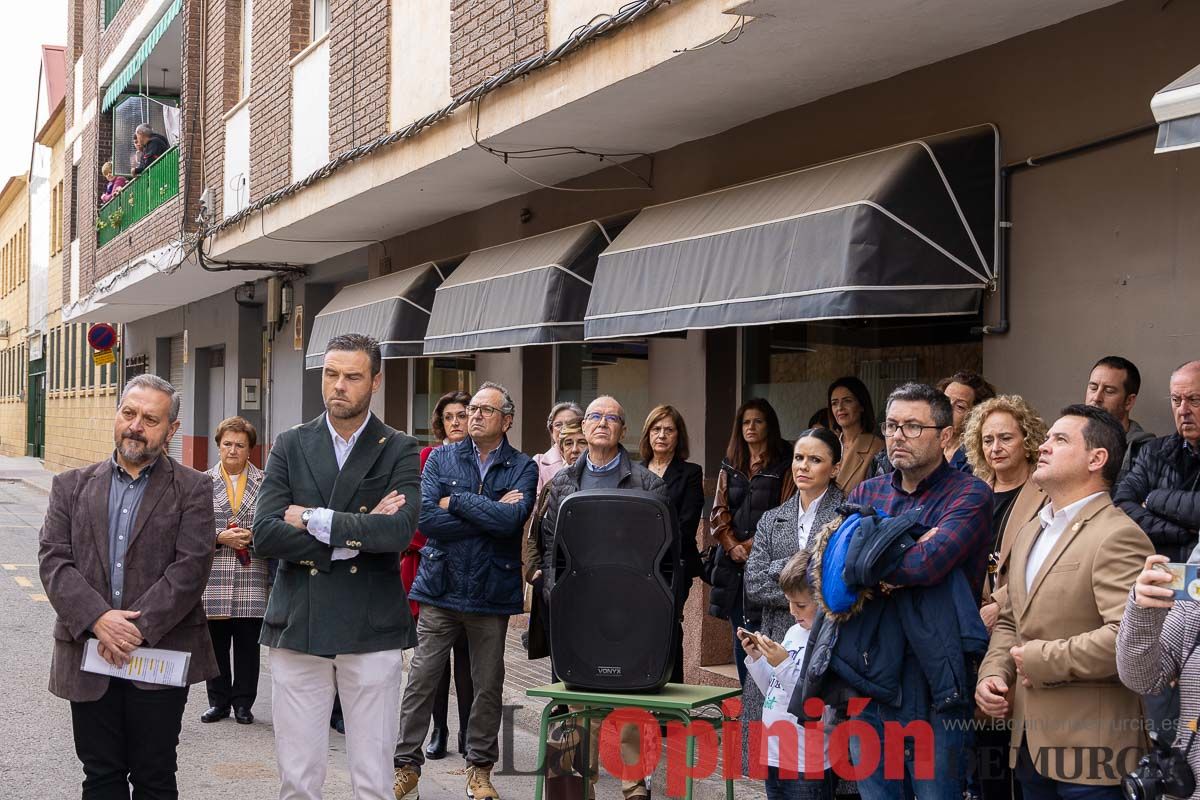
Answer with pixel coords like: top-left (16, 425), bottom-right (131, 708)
top-left (883, 421), bottom-right (946, 439)
top-left (584, 412), bottom-right (624, 425)
top-left (442, 410), bottom-right (469, 422)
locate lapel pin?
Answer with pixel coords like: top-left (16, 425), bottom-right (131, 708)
top-left (378, 437), bottom-right (387, 444)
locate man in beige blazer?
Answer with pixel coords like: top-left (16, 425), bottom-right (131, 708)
top-left (977, 404), bottom-right (1152, 798)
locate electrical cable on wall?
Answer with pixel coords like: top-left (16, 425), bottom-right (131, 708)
top-left (469, 98), bottom-right (654, 193)
top-left (205, 0), bottom-right (672, 237)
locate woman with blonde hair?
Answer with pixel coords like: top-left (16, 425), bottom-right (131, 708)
top-left (962, 394), bottom-right (1050, 619)
top-left (962, 395), bottom-right (1047, 800)
top-left (100, 161), bottom-right (126, 204)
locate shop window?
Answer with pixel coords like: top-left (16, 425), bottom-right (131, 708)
top-left (741, 319), bottom-right (984, 440)
top-left (412, 356), bottom-right (477, 445)
top-left (555, 343), bottom-right (650, 451)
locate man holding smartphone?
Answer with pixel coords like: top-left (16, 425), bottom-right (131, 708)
top-left (977, 405), bottom-right (1153, 799)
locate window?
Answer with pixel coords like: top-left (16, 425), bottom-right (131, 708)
top-left (69, 165), bottom-right (78, 244)
top-left (312, 0), bottom-right (329, 39)
top-left (67, 324), bottom-right (76, 390)
top-left (740, 319), bottom-right (984, 440)
top-left (554, 343), bottom-right (650, 450)
top-left (50, 181), bottom-right (63, 256)
top-left (240, 0), bottom-right (254, 98)
top-left (47, 328), bottom-right (55, 391)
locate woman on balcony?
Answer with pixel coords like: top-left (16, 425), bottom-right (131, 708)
top-left (100, 162), bottom-right (126, 204)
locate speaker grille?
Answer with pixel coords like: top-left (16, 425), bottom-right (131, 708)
top-left (549, 489), bottom-right (682, 692)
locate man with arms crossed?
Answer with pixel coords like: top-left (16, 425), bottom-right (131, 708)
top-left (254, 333), bottom-right (420, 799)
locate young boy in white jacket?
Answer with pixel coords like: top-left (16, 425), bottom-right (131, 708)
top-left (740, 549), bottom-right (832, 800)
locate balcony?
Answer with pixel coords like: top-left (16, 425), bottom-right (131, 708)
top-left (95, 146), bottom-right (179, 247)
top-left (104, 0), bottom-right (127, 27)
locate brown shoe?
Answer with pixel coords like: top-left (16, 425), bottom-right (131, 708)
top-left (466, 764), bottom-right (500, 800)
top-left (393, 766), bottom-right (419, 800)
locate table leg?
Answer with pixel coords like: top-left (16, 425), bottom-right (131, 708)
top-left (534, 700), bottom-right (554, 800)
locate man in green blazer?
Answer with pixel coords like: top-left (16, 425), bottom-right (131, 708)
top-left (253, 333), bottom-right (420, 800)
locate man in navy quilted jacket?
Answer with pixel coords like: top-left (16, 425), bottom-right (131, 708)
top-left (394, 381), bottom-right (537, 800)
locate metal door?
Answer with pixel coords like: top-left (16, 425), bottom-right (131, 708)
top-left (26, 369), bottom-right (45, 458)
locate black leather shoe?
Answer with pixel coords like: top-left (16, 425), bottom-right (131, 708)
top-left (458, 728), bottom-right (467, 755)
top-left (330, 716), bottom-right (345, 735)
top-left (425, 727), bottom-right (448, 760)
top-left (234, 707), bottom-right (254, 725)
top-left (201, 705), bottom-right (230, 723)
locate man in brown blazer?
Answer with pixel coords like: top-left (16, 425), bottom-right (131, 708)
top-left (976, 404), bottom-right (1152, 799)
top-left (39, 374), bottom-right (218, 799)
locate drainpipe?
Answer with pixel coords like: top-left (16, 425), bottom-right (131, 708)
top-left (974, 123), bottom-right (1158, 336)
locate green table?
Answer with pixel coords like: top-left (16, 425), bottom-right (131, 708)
top-left (526, 682), bottom-right (741, 800)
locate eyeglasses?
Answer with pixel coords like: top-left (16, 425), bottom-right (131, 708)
top-left (467, 404), bottom-right (503, 418)
top-left (1170, 395), bottom-right (1200, 411)
top-left (442, 411), bottom-right (468, 423)
top-left (883, 421), bottom-right (944, 439)
top-left (584, 412), bottom-right (624, 425)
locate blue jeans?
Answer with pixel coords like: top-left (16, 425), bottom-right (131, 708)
top-left (765, 766), bottom-right (834, 800)
top-left (846, 696), bottom-right (973, 800)
top-left (1014, 744), bottom-right (1125, 800)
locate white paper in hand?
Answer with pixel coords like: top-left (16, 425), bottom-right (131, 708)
top-left (81, 639), bottom-right (191, 687)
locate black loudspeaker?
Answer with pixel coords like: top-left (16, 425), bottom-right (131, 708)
top-left (549, 489), bottom-right (682, 692)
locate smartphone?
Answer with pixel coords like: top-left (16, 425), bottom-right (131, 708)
top-left (1153, 562), bottom-right (1200, 601)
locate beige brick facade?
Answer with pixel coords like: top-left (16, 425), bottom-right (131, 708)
top-left (44, 390), bottom-right (118, 472)
top-left (43, 318), bottom-right (120, 473)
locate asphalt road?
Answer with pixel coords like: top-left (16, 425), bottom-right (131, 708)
top-left (1, 475), bottom-right (759, 799)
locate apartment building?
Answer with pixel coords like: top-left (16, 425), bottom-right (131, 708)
top-left (60, 0), bottom-right (1200, 682)
top-left (0, 177), bottom-right (30, 458)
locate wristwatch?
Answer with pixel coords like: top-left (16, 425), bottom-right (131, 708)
top-left (300, 508), bottom-right (315, 527)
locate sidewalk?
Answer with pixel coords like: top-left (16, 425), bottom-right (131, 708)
top-left (0, 454), bottom-right (54, 494)
top-left (6, 450), bottom-right (760, 797)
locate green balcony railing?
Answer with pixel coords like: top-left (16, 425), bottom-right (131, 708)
top-left (104, 0), bottom-right (128, 26)
top-left (96, 146), bottom-right (179, 247)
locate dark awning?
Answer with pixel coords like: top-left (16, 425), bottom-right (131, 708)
top-left (584, 125), bottom-right (997, 340)
top-left (305, 262), bottom-right (444, 369)
top-left (423, 222), bottom-right (606, 355)
top-left (1153, 64), bottom-right (1200, 154)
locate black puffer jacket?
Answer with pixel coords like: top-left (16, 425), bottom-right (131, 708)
top-left (707, 457), bottom-right (789, 618)
top-left (1114, 433), bottom-right (1200, 561)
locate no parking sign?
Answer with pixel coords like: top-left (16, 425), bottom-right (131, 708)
top-left (87, 323), bottom-right (118, 366)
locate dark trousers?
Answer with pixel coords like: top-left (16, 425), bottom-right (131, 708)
top-left (431, 629), bottom-right (473, 736)
top-left (1015, 744), bottom-right (1124, 800)
top-left (70, 679), bottom-right (189, 799)
top-left (205, 617), bottom-right (261, 710)
top-left (766, 767), bottom-right (835, 800)
top-left (729, 589), bottom-right (752, 685)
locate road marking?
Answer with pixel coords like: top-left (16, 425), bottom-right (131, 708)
top-left (29, 593), bottom-right (47, 602)
top-left (14, 576), bottom-right (32, 587)
top-left (2, 563), bottom-right (36, 570)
